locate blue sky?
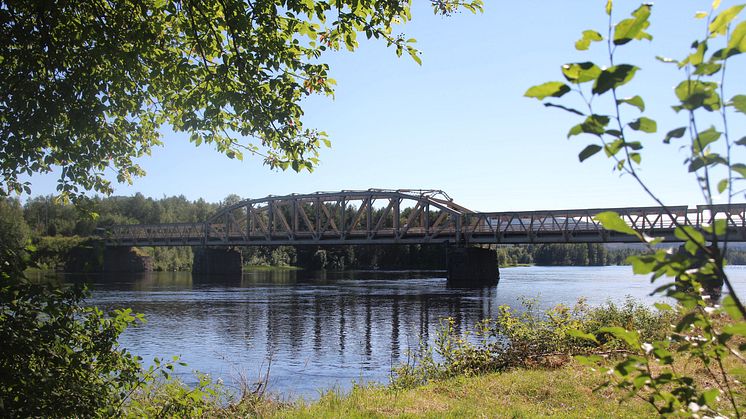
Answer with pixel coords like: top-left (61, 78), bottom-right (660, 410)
top-left (24, 1), bottom-right (746, 211)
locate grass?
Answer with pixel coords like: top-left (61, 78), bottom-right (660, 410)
top-left (210, 362), bottom-right (655, 418)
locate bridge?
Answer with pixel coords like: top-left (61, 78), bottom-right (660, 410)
top-left (103, 189), bottom-right (746, 247)
top-left (101, 189), bottom-right (746, 285)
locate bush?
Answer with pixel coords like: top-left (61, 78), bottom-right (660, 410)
top-left (391, 298), bottom-right (673, 389)
top-left (31, 235), bottom-right (87, 270)
top-left (0, 279), bottom-right (144, 417)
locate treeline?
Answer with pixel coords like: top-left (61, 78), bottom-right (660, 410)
top-left (496, 243), bottom-right (645, 267)
top-left (2, 193), bottom-right (220, 271)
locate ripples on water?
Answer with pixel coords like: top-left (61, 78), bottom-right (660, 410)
top-left (69, 266), bottom-right (746, 399)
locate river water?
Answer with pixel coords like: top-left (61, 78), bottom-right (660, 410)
top-left (69, 266), bottom-right (746, 399)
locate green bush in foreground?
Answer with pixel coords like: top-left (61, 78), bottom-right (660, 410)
top-left (0, 277), bottom-right (143, 417)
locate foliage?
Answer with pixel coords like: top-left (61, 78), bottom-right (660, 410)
top-left (142, 246), bottom-right (194, 271)
top-left (526, 1), bottom-right (746, 416)
top-left (0, 0), bottom-right (482, 199)
top-left (0, 277), bottom-right (143, 417)
top-left (31, 235), bottom-right (87, 270)
top-left (123, 371), bottom-right (223, 418)
top-left (0, 198), bottom-right (30, 265)
top-left (391, 298), bottom-right (673, 390)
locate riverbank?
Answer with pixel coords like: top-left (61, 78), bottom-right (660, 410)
top-left (210, 362), bottom-right (656, 417)
top-left (125, 299), bottom-right (743, 418)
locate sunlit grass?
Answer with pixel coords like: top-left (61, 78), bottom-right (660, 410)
top-left (210, 363), bottom-right (655, 418)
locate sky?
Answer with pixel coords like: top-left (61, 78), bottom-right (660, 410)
top-left (21, 1), bottom-right (746, 212)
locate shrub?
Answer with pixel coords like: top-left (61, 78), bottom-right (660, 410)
top-left (391, 298), bottom-right (672, 389)
top-left (0, 279), bottom-right (143, 417)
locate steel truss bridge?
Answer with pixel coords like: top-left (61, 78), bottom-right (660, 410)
top-left (103, 189), bottom-right (746, 247)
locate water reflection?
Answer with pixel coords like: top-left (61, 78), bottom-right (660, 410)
top-left (69, 266), bottom-right (746, 399)
top-left (76, 270), bottom-right (500, 398)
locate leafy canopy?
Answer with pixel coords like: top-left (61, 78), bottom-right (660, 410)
top-left (0, 0), bottom-right (482, 199)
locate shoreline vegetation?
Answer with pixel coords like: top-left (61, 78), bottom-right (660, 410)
top-left (121, 298), bottom-right (744, 417)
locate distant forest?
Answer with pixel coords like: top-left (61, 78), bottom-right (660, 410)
top-left (3, 194), bottom-right (746, 272)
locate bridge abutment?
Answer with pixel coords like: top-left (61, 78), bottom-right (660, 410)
top-left (446, 247), bottom-right (499, 287)
top-left (193, 247), bottom-right (243, 275)
top-left (103, 247), bottom-right (153, 272)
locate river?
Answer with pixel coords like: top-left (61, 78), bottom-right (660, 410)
top-left (68, 266), bottom-right (746, 399)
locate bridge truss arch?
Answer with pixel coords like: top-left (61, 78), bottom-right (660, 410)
top-left (204, 189), bottom-right (469, 246)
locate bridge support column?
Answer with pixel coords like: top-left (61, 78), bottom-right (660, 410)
top-left (103, 247), bottom-right (153, 272)
top-left (447, 247), bottom-right (499, 287)
top-left (193, 247), bottom-right (242, 275)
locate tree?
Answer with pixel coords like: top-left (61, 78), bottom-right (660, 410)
top-left (527, 1), bottom-right (746, 415)
top-left (0, 198), bottom-right (30, 266)
top-left (2, 3), bottom-right (486, 415)
top-left (0, 0), bottom-right (482, 199)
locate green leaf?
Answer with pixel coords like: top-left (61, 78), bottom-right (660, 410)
top-left (525, 82), bottom-right (571, 100)
top-left (605, 138), bottom-right (624, 157)
top-left (689, 154), bottom-right (727, 172)
top-left (567, 329), bottom-right (599, 343)
top-left (718, 178), bottom-right (728, 193)
top-left (674, 225), bottom-right (705, 246)
top-left (693, 62), bottom-right (722, 76)
top-left (703, 219), bottom-right (728, 235)
top-left (692, 126), bottom-right (721, 153)
top-left (579, 144), bottom-right (602, 162)
top-left (579, 114), bottom-right (610, 137)
top-left (732, 163), bottom-right (746, 177)
top-left (654, 302), bottom-right (673, 311)
top-left (709, 5), bottom-right (745, 36)
top-left (616, 95), bottom-right (645, 112)
top-left (598, 326), bottom-right (640, 348)
top-left (736, 136), bottom-right (746, 146)
top-left (575, 30), bottom-right (604, 51)
top-left (729, 95), bottom-right (746, 115)
top-left (711, 47), bottom-right (741, 61)
top-left (593, 65), bottom-right (638, 95)
top-left (562, 62), bottom-right (602, 83)
top-left (728, 21), bottom-right (746, 51)
top-left (663, 127), bottom-right (686, 144)
top-left (683, 40), bottom-right (708, 67)
top-left (699, 388), bottom-right (720, 407)
top-left (628, 117), bottom-right (657, 133)
top-left (606, 0), bottom-right (613, 15)
top-left (674, 80), bottom-right (721, 111)
top-left (594, 211), bottom-right (640, 238)
top-left (613, 4), bottom-right (652, 45)
top-left (567, 124), bottom-right (583, 138)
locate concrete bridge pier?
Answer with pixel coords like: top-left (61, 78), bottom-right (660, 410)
top-left (446, 246), bottom-right (499, 287)
top-left (103, 247), bottom-right (153, 272)
top-left (193, 247), bottom-right (243, 275)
